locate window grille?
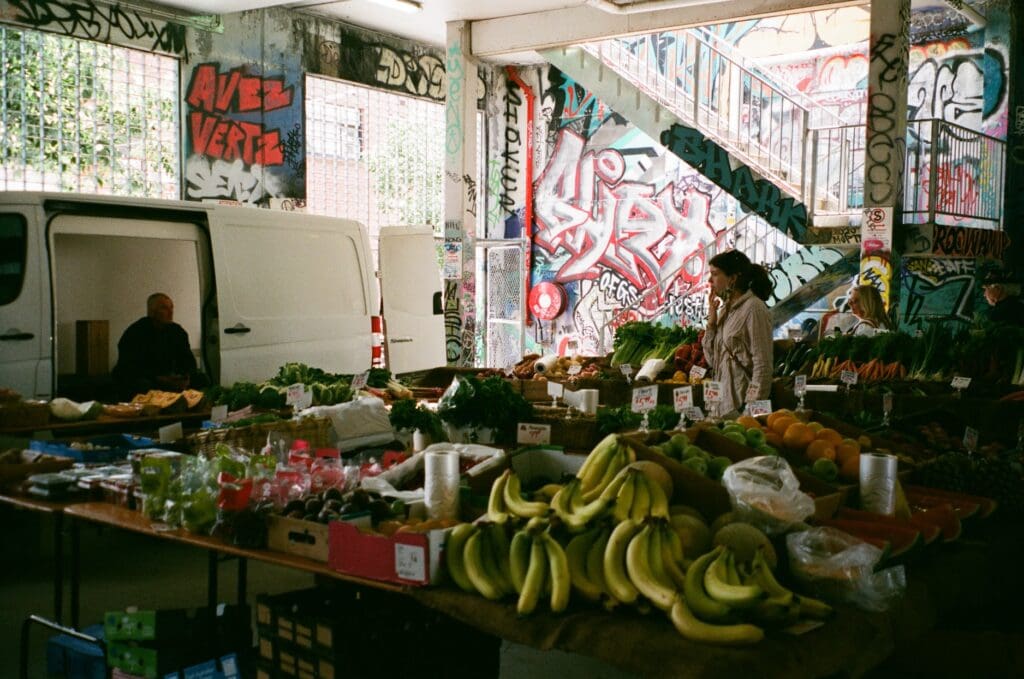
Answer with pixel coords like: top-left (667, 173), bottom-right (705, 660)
top-left (0, 26), bottom-right (179, 198)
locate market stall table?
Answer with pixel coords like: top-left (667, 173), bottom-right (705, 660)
top-left (0, 410), bottom-right (212, 439)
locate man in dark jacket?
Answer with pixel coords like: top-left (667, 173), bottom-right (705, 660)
top-left (112, 293), bottom-right (199, 398)
top-left (982, 269), bottom-right (1024, 327)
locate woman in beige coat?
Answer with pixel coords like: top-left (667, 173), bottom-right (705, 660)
top-left (703, 250), bottom-right (775, 418)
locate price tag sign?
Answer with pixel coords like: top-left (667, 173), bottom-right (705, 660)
top-left (840, 370), bottom-right (858, 386)
top-left (285, 383), bottom-right (306, 406)
top-left (394, 543), bottom-right (426, 583)
top-left (794, 374), bottom-right (807, 395)
top-left (546, 381), bottom-right (564, 399)
top-left (963, 426), bottom-right (979, 452)
top-left (568, 363), bottom-right (582, 376)
top-left (620, 364), bottom-right (634, 378)
top-left (883, 392), bottom-right (894, 414)
top-left (158, 422), bottom-right (183, 443)
top-left (747, 400), bottom-right (772, 417)
top-left (631, 385), bottom-right (658, 413)
top-left (517, 423), bottom-right (552, 445)
top-left (745, 385), bottom-right (760, 403)
top-left (210, 405), bottom-right (228, 423)
top-left (673, 386), bottom-right (694, 412)
top-left (689, 365), bottom-right (707, 381)
top-left (703, 380), bottom-right (723, 402)
top-left (684, 407), bottom-right (705, 422)
top-left (950, 376), bottom-right (971, 390)
top-left (350, 371), bottom-right (370, 391)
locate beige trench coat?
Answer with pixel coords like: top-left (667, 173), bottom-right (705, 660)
top-left (703, 290), bottom-right (773, 418)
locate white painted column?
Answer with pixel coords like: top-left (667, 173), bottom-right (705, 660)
top-left (860, 0), bottom-right (910, 309)
top-left (443, 21), bottom-right (480, 366)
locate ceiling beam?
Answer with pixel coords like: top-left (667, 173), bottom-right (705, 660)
top-left (470, 0), bottom-right (867, 58)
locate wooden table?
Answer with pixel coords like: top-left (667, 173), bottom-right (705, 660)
top-left (0, 411), bottom-right (212, 439)
top-left (62, 502), bottom-right (403, 630)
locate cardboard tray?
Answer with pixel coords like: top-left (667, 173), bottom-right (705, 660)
top-left (327, 521), bottom-right (449, 586)
top-left (266, 515), bottom-right (330, 563)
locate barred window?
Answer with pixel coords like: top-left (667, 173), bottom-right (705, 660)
top-left (0, 26), bottom-right (179, 198)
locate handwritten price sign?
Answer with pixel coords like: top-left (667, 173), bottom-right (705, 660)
top-left (517, 423), bottom-right (552, 445)
top-left (703, 380), bottom-right (723, 402)
top-left (631, 385), bottom-right (658, 413)
top-left (673, 386), bottom-right (694, 412)
top-left (350, 371), bottom-right (370, 391)
top-left (689, 365), bottom-right (707, 381)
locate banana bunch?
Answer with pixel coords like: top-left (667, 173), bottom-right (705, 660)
top-left (509, 525), bottom-right (571, 615)
top-left (444, 521), bottom-right (514, 600)
top-left (486, 469), bottom-right (550, 523)
top-left (599, 518), bottom-right (687, 610)
top-left (575, 434), bottom-right (635, 503)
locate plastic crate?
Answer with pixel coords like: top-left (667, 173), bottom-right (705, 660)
top-left (30, 433), bottom-right (155, 462)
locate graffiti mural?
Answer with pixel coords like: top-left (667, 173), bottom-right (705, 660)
top-left (7, 0), bottom-right (187, 55)
top-left (900, 258), bottom-right (977, 329)
top-left (184, 63), bottom-right (299, 204)
top-left (764, 247), bottom-right (846, 307)
top-left (908, 43), bottom-right (1008, 136)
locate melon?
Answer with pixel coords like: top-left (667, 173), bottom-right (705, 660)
top-left (817, 517), bottom-right (923, 559)
top-left (837, 507), bottom-right (941, 546)
top-left (669, 514), bottom-right (712, 557)
top-left (712, 522), bottom-right (777, 569)
top-left (904, 485), bottom-right (996, 519)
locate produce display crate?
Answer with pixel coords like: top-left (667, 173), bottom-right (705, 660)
top-left (0, 451), bottom-right (74, 484)
top-left (0, 399), bottom-right (50, 429)
top-left (186, 416), bottom-right (332, 455)
top-left (29, 433), bottom-right (155, 463)
top-left (526, 405), bottom-right (599, 451)
top-left (266, 515), bottom-right (330, 563)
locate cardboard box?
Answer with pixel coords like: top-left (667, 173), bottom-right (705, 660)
top-left (267, 515), bottom-right (330, 563)
top-left (104, 609), bottom-right (190, 643)
top-left (328, 520), bottom-right (450, 586)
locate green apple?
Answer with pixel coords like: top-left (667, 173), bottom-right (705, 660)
top-left (682, 456), bottom-right (708, 476)
top-left (707, 456), bottom-right (732, 480)
top-left (722, 424), bottom-right (746, 438)
top-left (723, 430), bottom-right (747, 445)
top-left (756, 444), bottom-right (778, 456)
top-left (683, 445), bottom-right (706, 460)
top-left (745, 427), bottom-right (767, 447)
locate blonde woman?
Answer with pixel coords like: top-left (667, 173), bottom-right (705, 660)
top-left (847, 285), bottom-right (892, 336)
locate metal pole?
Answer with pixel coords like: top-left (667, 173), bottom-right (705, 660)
top-left (928, 121), bottom-right (939, 224)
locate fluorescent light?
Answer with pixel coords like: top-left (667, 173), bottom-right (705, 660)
top-left (366, 0), bottom-right (422, 13)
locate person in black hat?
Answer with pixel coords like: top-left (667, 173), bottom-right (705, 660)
top-left (982, 269), bottom-right (1024, 326)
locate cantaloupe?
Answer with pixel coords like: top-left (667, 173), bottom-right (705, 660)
top-left (712, 522), bottom-right (777, 569)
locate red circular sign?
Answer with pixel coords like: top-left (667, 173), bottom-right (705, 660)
top-left (529, 282), bottom-right (566, 320)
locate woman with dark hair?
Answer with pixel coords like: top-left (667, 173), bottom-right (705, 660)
top-left (703, 250), bottom-right (774, 417)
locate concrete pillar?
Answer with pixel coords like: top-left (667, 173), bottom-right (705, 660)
top-left (999, 1), bottom-right (1024, 272)
top-left (860, 0), bottom-right (910, 310)
top-left (443, 21), bottom-right (479, 366)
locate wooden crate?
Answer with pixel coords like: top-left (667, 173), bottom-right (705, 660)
top-left (75, 320), bottom-right (109, 376)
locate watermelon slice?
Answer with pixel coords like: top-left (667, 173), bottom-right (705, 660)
top-left (817, 517), bottom-right (923, 559)
top-left (905, 489), bottom-right (980, 521)
top-left (908, 503), bottom-right (962, 543)
top-left (903, 485), bottom-right (997, 519)
top-left (837, 507), bottom-right (942, 546)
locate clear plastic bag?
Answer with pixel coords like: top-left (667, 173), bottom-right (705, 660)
top-left (786, 527), bottom-right (906, 612)
top-left (720, 455), bottom-right (816, 534)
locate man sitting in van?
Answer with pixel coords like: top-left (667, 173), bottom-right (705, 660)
top-left (113, 293), bottom-right (203, 399)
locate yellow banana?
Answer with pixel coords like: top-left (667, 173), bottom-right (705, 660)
top-left (751, 597), bottom-right (801, 627)
top-left (646, 472), bottom-right (670, 518)
top-left (661, 519), bottom-right (686, 564)
top-left (509, 529), bottom-right (532, 594)
top-left (502, 470), bottom-right (550, 519)
top-left (611, 469), bottom-right (637, 523)
top-left (669, 597), bottom-right (765, 645)
top-left (534, 483), bottom-right (564, 501)
top-left (516, 536), bottom-right (547, 616)
top-left (485, 521), bottom-right (515, 596)
top-left (658, 523), bottom-right (689, 592)
top-left (703, 549), bottom-right (764, 608)
top-left (566, 527), bottom-right (603, 602)
top-left (577, 436), bottom-right (618, 493)
top-left (683, 546), bottom-right (733, 623)
top-left (486, 471), bottom-right (510, 524)
top-left (464, 530), bottom-right (504, 600)
top-left (603, 519), bottom-right (641, 605)
top-left (796, 594), bottom-right (834, 620)
top-left (625, 523), bottom-right (676, 611)
top-left (585, 524), bottom-right (611, 595)
top-left (444, 522), bottom-right (478, 593)
top-left (629, 473), bottom-right (652, 520)
top-left (749, 549), bottom-right (793, 605)
top-left (647, 521), bottom-right (676, 593)
top-left (582, 445), bottom-right (627, 503)
top-left (549, 478), bottom-right (581, 526)
top-left (541, 531), bottom-right (571, 613)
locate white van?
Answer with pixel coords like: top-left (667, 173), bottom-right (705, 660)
top-left (0, 192), bottom-right (445, 399)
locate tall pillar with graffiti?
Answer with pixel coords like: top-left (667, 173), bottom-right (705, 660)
top-left (861, 0), bottom-right (910, 309)
top-left (1001, 0), bottom-right (1024, 272)
top-left (443, 21), bottom-right (479, 366)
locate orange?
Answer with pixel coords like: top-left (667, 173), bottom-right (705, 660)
top-left (764, 430), bottom-right (784, 448)
top-left (766, 409), bottom-right (794, 430)
top-left (857, 435), bottom-right (873, 451)
top-left (737, 415), bottom-right (762, 430)
top-left (836, 438), bottom-right (862, 464)
top-left (815, 428), bottom-right (843, 447)
top-left (840, 453), bottom-right (862, 481)
top-left (807, 421), bottom-right (824, 433)
top-left (783, 422), bottom-right (816, 452)
top-left (806, 439), bottom-right (836, 462)
top-left (771, 415), bottom-right (797, 437)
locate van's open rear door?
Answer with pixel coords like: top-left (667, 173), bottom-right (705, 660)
top-left (378, 226), bottom-right (446, 373)
top-left (211, 210), bottom-right (377, 384)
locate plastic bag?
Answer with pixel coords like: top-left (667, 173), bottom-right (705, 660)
top-left (298, 396), bottom-right (395, 451)
top-left (787, 527), bottom-right (906, 612)
top-left (720, 455), bottom-right (816, 534)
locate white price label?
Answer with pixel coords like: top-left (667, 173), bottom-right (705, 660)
top-left (841, 370), bottom-right (858, 386)
top-left (517, 423), bottom-right (552, 445)
top-left (883, 392), bottom-right (894, 414)
top-left (620, 364), bottom-right (634, 377)
top-left (350, 371), bottom-right (370, 391)
top-left (673, 386), bottom-right (694, 412)
top-left (567, 363), bottom-right (582, 376)
top-left (546, 381), bottom-right (564, 399)
top-left (631, 385), bottom-right (658, 413)
top-left (747, 400), bottom-right (772, 417)
top-left (295, 390), bottom-right (313, 410)
top-left (684, 407), bottom-right (705, 422)
top-left (285, 383), bottom-right (306, 405)
top-left (963, 426), bottom-right (979, 452)
top-left (689, 365), bottom-right (707, 381)
top-left (210, 405), bottom-right (228, 423)
top-left (158, 422), bottom-right (183, 443)
top-left (794, 374), bottom-right (807, 394)
top-left (745, 385), bottom-right (760, 402)
top-left (394, 543), bottom-right (427, 583)
top-left (950, 376), bottom-right (971, 390)
top-left (703, 380), bottom-right (723, 402)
